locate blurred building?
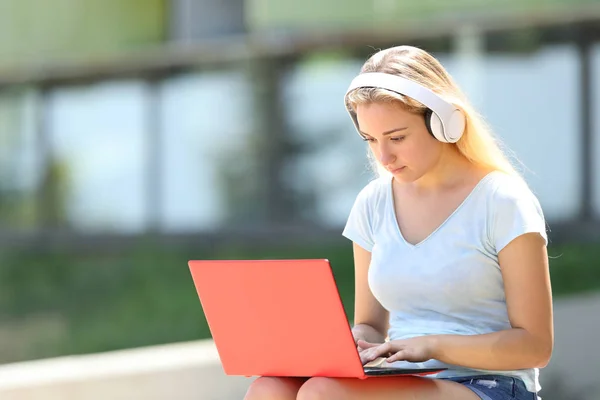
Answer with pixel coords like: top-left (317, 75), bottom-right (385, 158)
top-left (0, 0), bottom-right (600, 244)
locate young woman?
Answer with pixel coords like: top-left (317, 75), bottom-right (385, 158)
top-left (244, 45), bottom-right (552, 400)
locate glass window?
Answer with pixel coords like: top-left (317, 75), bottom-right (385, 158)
top-left (159, 70), bottom-right (256, 232)
top-left (47, 81), bottom-right (147, 233)
top-left (282, 56), bottom-right (374, 227)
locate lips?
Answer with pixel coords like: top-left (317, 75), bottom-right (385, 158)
top-left (389, 167), bottom-right (405, 174)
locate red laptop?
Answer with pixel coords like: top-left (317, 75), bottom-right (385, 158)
top-left (188, 259), bottom-right (446, 379)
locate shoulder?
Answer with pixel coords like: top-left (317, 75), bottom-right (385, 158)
top-left (347, 175), bottom-right (390, 228)
top-left (343, 175), bottom-right (390, 250)
top-left (354, 175), bottom-right (390, 205)
top-left (484, 171), bottom-right (542, 207)
top-left (483, 171), bottom-right (547, 250)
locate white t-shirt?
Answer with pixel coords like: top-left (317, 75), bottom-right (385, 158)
top-left (342, 170), bottom-right (548, 393)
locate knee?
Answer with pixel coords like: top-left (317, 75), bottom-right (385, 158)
top-left (244, 377), bottom-right (299, 400)
top-left (297, 377), bottom-right (342, 400)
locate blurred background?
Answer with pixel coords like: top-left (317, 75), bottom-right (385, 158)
top-left (0, 0), bottom-right (599, 399)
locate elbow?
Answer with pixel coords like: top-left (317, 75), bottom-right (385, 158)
top-left (519, 328), bottom-right (553, 369)
top-left (535, 347), bottom-right (553, 369)
top-left (532, 340), bottom-right (553, 368)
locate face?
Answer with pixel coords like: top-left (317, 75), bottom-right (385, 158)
top-left (355, 102), bottom-right (444, 183)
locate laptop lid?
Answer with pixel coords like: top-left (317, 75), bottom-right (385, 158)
top-left (188, 259), bottom-right (365, 378)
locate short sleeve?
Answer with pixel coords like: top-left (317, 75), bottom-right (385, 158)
top-left (490, 181), bottom-right (548, 252)
top-left (342, 183), bottom-right (376, 252)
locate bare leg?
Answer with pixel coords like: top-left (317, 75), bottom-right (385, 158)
top-left (296, 376), bottom-right (481, 400)
top-left (244, 376), bottom-right (308, 400)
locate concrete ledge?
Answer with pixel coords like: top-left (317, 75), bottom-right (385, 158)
top-left (0, 339), bottom-right (254, 400)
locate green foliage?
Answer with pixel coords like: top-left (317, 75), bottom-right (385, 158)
top-left (0, 0), bottom-right (165, 66)
top-left (547, 243), bottom-right (600, 294)
top-left (0, 239), bottom-right (598, 364)
top-left (248, 0), bottom-right (600, 31)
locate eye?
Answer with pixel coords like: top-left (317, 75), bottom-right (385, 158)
top-left (391, 136), bottom-right (406, 142)
top-left (361, 136), bottom-right (376, 143)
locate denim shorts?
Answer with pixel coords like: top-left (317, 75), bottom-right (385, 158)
top-left (441, 375), bottom-right (538, 400)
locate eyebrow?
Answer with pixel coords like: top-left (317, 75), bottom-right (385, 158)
top-left (359, 127), bottom-right (408, 137)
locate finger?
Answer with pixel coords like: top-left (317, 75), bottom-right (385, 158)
top-left (385, 350), bottom-right (406, 363)
top-left (381, 341), bottom-right (393, 353)
top-left (356, 340), bottom-right (379, 349)
top-left (359, 349), bottom-right (372, 365)
top-left (360, 351), bottom-right (386, 365)
top-left (359, 349), bottom-right (379, 364)
top-left (360, 353), bottom-right (371, 365)
top-left (363, 344), bottom-right (391, 362)
top-left (357, 344), bottom-right (374, 352)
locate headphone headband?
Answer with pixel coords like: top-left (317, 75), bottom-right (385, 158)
top-left (344, 72), bottom-right (465, 143)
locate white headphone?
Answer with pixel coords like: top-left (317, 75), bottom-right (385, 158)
top-left (344, 72), bottom-right (466, 143)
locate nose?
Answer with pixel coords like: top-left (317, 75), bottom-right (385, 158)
top-left (377, 143), bottom-right (396, 166)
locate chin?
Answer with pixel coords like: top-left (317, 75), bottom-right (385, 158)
top-left (393, 176), bottom-right (414, 185)
top-left (393, 170), bottom-right (419, 183)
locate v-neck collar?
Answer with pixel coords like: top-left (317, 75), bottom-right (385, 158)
top-left (387, 171), bottom-right (498, 248)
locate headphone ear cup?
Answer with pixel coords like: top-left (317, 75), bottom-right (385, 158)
top-left (446, 110), bottom-right (466, 143)
top-left (424, 109), bottom-right (444, 142)
top-left (424, 109), bottom-right (434, 138)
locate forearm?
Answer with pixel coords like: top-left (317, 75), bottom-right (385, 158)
top-left (430, 328), bottom-right (552, 370)
top-left (352, 323), bottom-right (386, 344)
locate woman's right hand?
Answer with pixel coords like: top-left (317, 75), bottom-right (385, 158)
top-left (352, 324), bottom-right (387, 365)
top-left (352, 332), bottom-right (364, 346)
top-left (353, 334), bottom-right (371, 365)
top-left (352, 332), bottom-right (368, 356)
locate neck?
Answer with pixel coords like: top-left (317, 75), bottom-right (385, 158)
top-left (409, 145), bottom-right (476, 192)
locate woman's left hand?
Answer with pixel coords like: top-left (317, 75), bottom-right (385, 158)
top-left (357, 336), bottom-right (437, 365)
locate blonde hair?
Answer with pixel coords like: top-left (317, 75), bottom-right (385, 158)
top-left (346, 46), bottom-right (521, 178)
